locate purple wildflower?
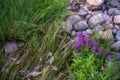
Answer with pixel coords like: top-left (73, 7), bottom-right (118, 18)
top-left (108, 55), bottom-right (112, 60)
top-left (98, 48), bottom-right (104, 55)
top-left (72, 44), bottom-right (81, 51)
top-left (85, 35), bottom-right (93, 48)
top-left (77, 32), bottom-right (84, 45)
top-left (93, 42), bottom-right (99, 49)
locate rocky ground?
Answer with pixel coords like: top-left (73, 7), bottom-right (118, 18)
top-left (64, 0), bottom-right (120, 61)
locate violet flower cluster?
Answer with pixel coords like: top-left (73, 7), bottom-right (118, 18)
top-left (72, 31), bottom-right (113, 60)
top-left (72, 32), bottom-right (104, 55)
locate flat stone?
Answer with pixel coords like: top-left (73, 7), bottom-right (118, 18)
top-left (78, 5), bottom-right (89, 16)
top-left (74, 21), bottom-right (88, 31)
top-left (112, 29), bottom-right (118, 34)
top-left (98, 30), bottom-right (114, 42)
top-left (111, 41), bottom-right (120, 51)
top-left (71, 31), bottom-right (77, 36)
top-left (5, 42), bottom-right (18, 54)
top-left (108, 8), bottom-right (120, 15)
top-left (114, 15), bottom-right (120, 24)
top-left (116, 30), bottom-right (120, 41)
top-left (88, 13), bottom-right (105, 28)
top-left (110, 0), bottom-right (119, 7)
top-left (114, 25), bottom-right (120, 30)
top-left (86, 0), bottom-right (104, 10)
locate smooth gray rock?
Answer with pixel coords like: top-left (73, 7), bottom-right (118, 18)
top-left (112, 29), bottom-right (118, 34)
top-left (88, 13), bottom-right (105, 28)
top-left (71, 31), bottom-right (77, 36)
top-left (86, 29), bottom-right (93, 35)
top-left (116, 30), bottom-right (120, 41)
top-left (115, 53), bottom-right (120, 61)
top-left (111, 41), bottom-right (120, 51)
top-left (69, 15), bottom-right (82, 25)
top-left (78, 5), bottom-right (89, 16)
top-left (108, 8), bottom-right (120, 15)
top-left (5, 42), bottom-right (18, 54)
top-left (110, 0), bottom-right (119, 7)
top-left (74, 21), bottom-right (88, 31)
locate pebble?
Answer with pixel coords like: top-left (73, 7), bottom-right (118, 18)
top-left (108, 8), bottom-right (120, 15)
top-left (112, 29), bottom-right (118, 34)
top-left (5, 42), bottom-right (18, 54)
top-left (110, 0), bottom-right (119, 7)
top-left (88, 13), bottom-right (105, 28)
top-left (69, 15), bottom-right (82, 25)
top-left (74, 21), bottom-right (88, 31)
top-left (116, 30), bottom-right (120, 41)
top-left (111, 41), bottom-right (120, 51)
top-left (86, 0), bottom-right (104, 10)
top-left (114, 15), bottom-right (120, 24)
top-left (115, 53), bottom-right (120, 61)
top-left (71, 31), bottom-right (77, 36)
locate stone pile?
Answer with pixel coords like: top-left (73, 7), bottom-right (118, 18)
top-left (64, 0), bottom-right (120, 60)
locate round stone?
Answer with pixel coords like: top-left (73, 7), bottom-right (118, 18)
top-left (74, 21), bottom-right (88, 31)
top-left (5, 42), bottom-right (18, 54)
top-left (114, 15), bottom-right (120, 24)
top-left (102, 23), bottom-right (113, 30)
top-left (108, 8), bottom-right (120, 15)
top-left (86, 0), bottom-right (104, 10)
top-left (88, 13), bottom-right (105, 28)
top-left (111, 41), bottom-right (120, 51)
top-left (116, 30), bottom-right (120, 41)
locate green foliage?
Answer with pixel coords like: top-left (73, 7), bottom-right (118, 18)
top-left (68, 47), bottom-right (120, 80)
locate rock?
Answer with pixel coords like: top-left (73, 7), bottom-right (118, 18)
top-left (114, 15), bottom-right (120, 24)
top-left (102, 23), bottom-right (113, 30)
top-left (98, 25), bottom-right (104, 31)
top-left (115, 53), bottom-right (120, 61)
top-left (85, 0), bottom-right (104, 10)
top-left (85, 14), bottom-right (92, 20)
top-left (102, 12), bottom-right (110, 22)
top-left (88, 13), bottom-right (105, 28)
top-left (114, 25), bottom-right (120, 30)
top-left (71, 31), bottom-right (77, 36)
top-left (78, 5), bottom-right (89, 16)
top-left (86, 29), bottom-right (93, 35)
top-left (64, 21), bottom-right (73, 33)
top-left (112, 29), bottom-right (118, 34)
top-left (69, 15), bottom-right (82, 25)
top-left (5, 42), bottom-right (18, 54)
top-left (111, 41), bottom-right (120, 51)
top-left (98, 30), bottom-right (114, 42)
top-left (108, 8), bottom-right (120, 15)
top-left (116, 30), bottom-right (120, 41)
top-left (74, 21), bottom-right (88, 31)
top-left (110, 0), bottom-right (119, 7)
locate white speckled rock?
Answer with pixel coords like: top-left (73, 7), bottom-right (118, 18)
top-left (5, 42), bottom-right (18, 54)
top-left (88, 13), bottom-right (105, 28)
top-left (114, 15), bottom-right (120, 24)
top-left (74, 21), bottom-right (88, 31)
top-left (86, 0), bottom-right (105, 10)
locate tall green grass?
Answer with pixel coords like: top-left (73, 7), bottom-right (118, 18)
top-left (0, 0), bottom-right (72, 80)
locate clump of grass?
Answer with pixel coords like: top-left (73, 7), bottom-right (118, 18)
top-left (0, 0), bottom-right (73, 80)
